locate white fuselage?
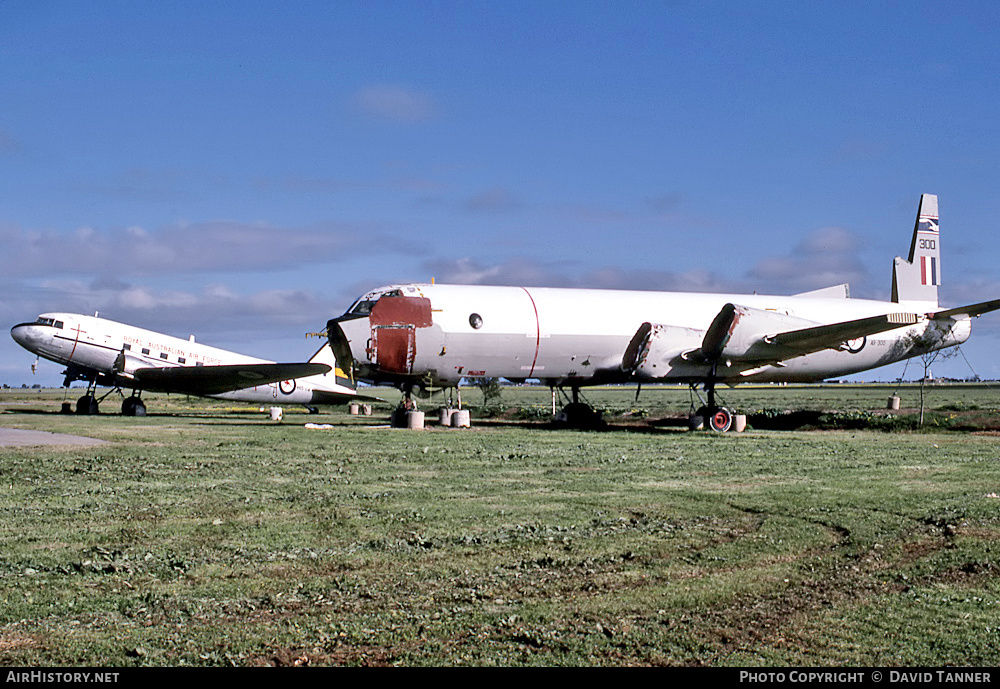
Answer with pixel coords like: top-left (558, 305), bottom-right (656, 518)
top-left (335, 283), bottom-right (970, 388)
top-left (11, 312), bottom-right (355, 405)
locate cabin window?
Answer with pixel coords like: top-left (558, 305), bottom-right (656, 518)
top-left (178, 357), bottom-right (186, 364)
top-left (142, 348), bottom-right (150, 355)
top-left (123, 344), bottom-right (131, 351)
top-left (195, 361), bottom-right (204, 367)
top-left (469, 313), bottom-right (483, 329)
top-left (160, 353), bottom-right (168, 360)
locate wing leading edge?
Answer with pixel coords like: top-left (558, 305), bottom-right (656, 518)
top-left (131, 362), bottom-right (332, 395)
top-left (930, 298), bottom-right (1000, 320)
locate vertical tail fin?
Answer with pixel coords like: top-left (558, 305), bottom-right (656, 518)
top-left (892, 193), bottom-right (939, 305)
top-left (308, 343), bottom-right (355, 388)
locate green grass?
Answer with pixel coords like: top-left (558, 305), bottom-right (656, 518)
top-left (1, 385), bottom-right (999, 666)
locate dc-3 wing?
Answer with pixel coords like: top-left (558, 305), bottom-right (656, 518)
top-left (129, 362), bottom-right (332, 395)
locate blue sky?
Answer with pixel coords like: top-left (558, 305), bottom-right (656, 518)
top-left (3, 1), bottom-right (999, 387)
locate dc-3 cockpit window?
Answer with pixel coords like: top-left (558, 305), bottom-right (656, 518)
top-left (35, 317), bottom-right (64, 329)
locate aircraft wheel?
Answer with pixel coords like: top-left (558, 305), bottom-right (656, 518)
top-left (708, 407), bottom-right (733, 433)
top-left (122, 397), bottom-right (146, 416)
top-left (553, 402), bottom-right (605, 429)
top-left (76, 395), bottom-right (99, 415)
top-left (390, 407), bottom-right (409, 428)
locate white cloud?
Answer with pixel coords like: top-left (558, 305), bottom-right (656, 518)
top-left (0, 220), bottom-right (421, 279)
top-left (2, 277), bottom-right (337, 340)
top-left (464, 188), bottom-right (521, 214)
top-left (352, 84), bottom-right (439, 124)
top-left (420, 256), bottom-right (740, 293)
top-left (746, 226), bottom-right (870, 295)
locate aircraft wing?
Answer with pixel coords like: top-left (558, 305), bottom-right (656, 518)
top-left (761, 312), bottom-right (920, 358)
top-left (929, 298), bottom-right (1000, 320)
top-left (132, 362), bottom-right (332, 395)
top-left (625, 304), bottom-right (923, 379)
top-left (697, 303), bottom-right (921, 364)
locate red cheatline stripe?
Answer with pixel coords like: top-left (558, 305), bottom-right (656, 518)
top-left (520, 287), bottom-right (541, 377)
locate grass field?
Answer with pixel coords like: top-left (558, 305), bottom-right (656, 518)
top-left (1, 384), bottom-right (999, 666)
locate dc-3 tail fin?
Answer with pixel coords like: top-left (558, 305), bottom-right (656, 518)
top-left (892, 193), bottom-right (940, 305)
top-left (308, 342), bottom-right (355, 388)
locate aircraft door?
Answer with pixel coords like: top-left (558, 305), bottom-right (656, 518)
top-left (370, 325), bottom-right (417, 375)
top-left (366, 295), bottom-right (432, 376)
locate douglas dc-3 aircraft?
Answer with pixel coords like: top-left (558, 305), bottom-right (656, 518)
top-left (10, 313), bottom-right (360, 415)
top-left (327, 194), bottom-right (1000, 431)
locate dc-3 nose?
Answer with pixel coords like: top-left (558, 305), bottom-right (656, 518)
top-left (10, 322), bottom-right (41, 351)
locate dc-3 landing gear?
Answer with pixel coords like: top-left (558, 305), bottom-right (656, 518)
top-left (72, 375), bottom-right (106, 415)
top-left (70, 380), bottom-right (147, 417)
top-left (77, 392), bottom-right (146, 416)
top-left (76, 393), bottom-right (100, 415)
top-left (121, 395), bottom-right (147, 417)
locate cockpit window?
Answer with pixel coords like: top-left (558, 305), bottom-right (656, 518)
top-left (35, 317), bottom-right (64, 329)
top-left (348, 289), bottom-right (403, 316)
top-left (349, 300), bottom-right (377, 316)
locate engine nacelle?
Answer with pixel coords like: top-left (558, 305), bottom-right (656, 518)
top-left (702, 303), bottom-right (822, 361)
top-left (622, 322), bottom-right (706, 379)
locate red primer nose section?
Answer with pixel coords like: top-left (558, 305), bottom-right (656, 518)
top-left (369, 296), bottom-right (433, 328)
top-left (368, 296), bottom-right (433, 375)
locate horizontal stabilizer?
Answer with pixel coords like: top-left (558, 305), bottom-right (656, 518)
top-left (133, 362), bottom-right (332, 395)
top-left (793, 283), bottom-right (851, 299)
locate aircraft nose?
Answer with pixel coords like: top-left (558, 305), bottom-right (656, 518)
top-left (10, 323), bottom-right (41, 351)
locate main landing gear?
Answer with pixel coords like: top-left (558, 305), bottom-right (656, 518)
top-left (75, 393), bottom-right (147, 416)
top-left (71, 386), bottom-right (146, 416)
top-left (121, 395), bottom-right (147, 417)
top-left (552, 385), bottom-right (605, 429)
top-left (73, 377), bottom-right (109, 415)
top-left (76, 393), bottom-right (100, 415)
top-left (689, 377), bottom-right (734, 433)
